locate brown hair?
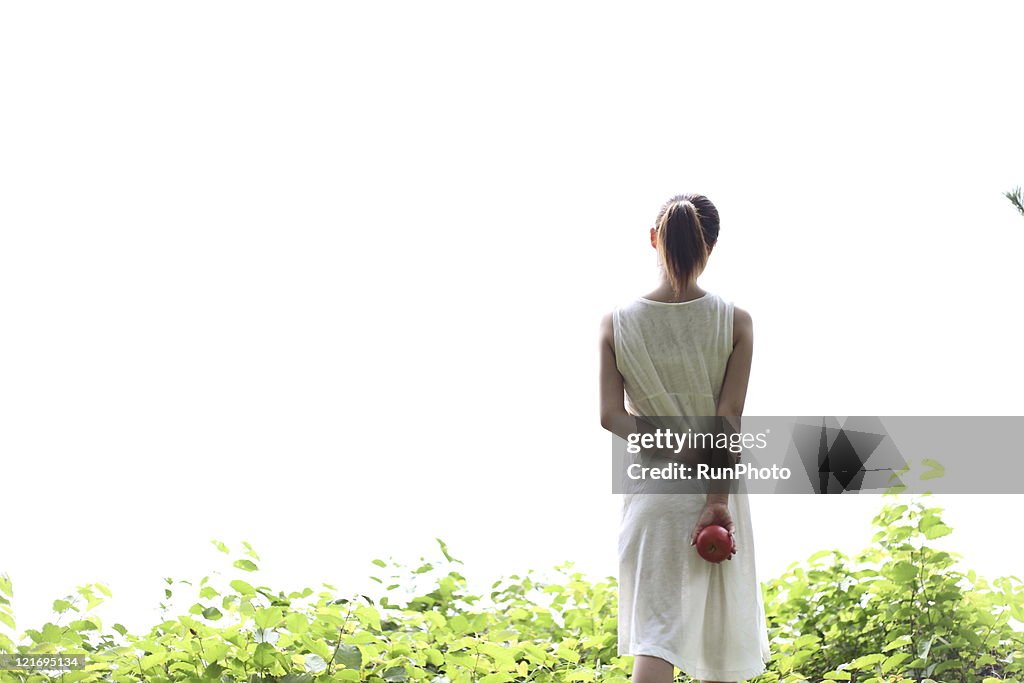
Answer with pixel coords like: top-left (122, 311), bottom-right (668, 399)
top-left (653, 193), bottom-right (720, 295)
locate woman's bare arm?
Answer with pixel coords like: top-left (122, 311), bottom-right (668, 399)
top-left (704, 306), bottom-right (754, 507)
top-left (716, 306), bottom-right (754, 420)
top-left (598, 312), bottom-right (636, 439)
top-left (690, 306), bottom-right (753, 554)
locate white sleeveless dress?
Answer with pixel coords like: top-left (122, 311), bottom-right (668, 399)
top-left (613, 292), bottom-right (771, 682)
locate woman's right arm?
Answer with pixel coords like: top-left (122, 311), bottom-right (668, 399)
top-left (716, 306), bottom-right (754, 422)
top-left (710, 306), bottom-right (754, 501)
top-left (689, 306), bottom-right (753, 553)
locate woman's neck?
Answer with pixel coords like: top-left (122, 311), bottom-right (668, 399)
top-left (643, 279), bottom-right (707, 303)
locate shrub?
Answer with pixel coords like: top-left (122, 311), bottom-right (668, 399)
top-left (0, 497), bottom-right (1021, 683)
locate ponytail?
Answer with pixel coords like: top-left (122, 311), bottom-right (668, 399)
top-left (655, 198), bottom-right (709, 295)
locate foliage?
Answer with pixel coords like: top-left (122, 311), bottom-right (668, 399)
top-left (0, 497), bottom-right (1022, 683)
top-left (1006, 186), bottom-right (1024, 217)
top-left (760, 496), bottom-right (1024, 682)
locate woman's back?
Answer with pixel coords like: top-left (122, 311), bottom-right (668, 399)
top-left (612, 291), bottom-right (734, 418)
top-left (602, 194), bottom-right (770, 681)
top-left (611, 289), bottom-right (771, 681)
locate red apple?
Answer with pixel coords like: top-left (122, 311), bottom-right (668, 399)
top-left (696, 525), bottom-right (734, 563)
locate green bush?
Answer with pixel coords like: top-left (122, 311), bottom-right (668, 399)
top-left (0, 497), bottom-right (1021, 683)
top-left (761, 496), bottom-right (1024, 682)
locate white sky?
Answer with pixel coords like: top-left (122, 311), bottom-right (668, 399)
top-left (2, 1), bottom-right (1023, 634)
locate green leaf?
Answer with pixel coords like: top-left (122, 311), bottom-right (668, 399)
top-left (39, 622), bottom-right (63, 643)
top-left (556, 643), bottom-right (580, 663)
top-left (480, 674), bottom-right (515, 683)
top-left (793, 633), bottom-right (821, 648)
top-left (202, 638), bottom-right (229, 662)
top-left (241, 541), bottom-right (261, 560)
top-left (881, 652), bottom-right (911, 673)
top-left (254, 607), bottom-right (283, 629)
top-left (381, 666), bottom-right (407, 682)
top-left (233, 559), bottom-right (259, 572)
top-left (425, 648), bottom-right (443, 667)
top-left (285, 612), bottom-right (309, 634)
top-left (230, 579), bottom-right (255, 595)
top-left (823, 671), bottom-right (851, 680)
top-left (518, 643), bottom-right (547, 664)
top-left (436, 538), bottom-right (461, 564)
top-left (354, 605), bottom-right (381, 631)
top-left (807, 549), bottom-right (835, 563)
top-left (932, 660), bottom-right (963, 676)
top-left (203, 662), bottom-right (225, 680)
top-left (334, 644), bottom-right (362, 670)
top-left (211, 540), bottom-right (229, 554)
top-left (52, 599), bottom-right (74, 613)
top-left (447, 614), bottom-right (468, 634)
top-left (848, 653), bottom-right (885, 669)
top-left (201, 607), bottom-right (223, 621)
top-left (889, 561), bottom-right (918, 584)
top-left (141, 652), bottom-right (168, 669)
top-left (924, 524), bottom-right (952, 539)
top-left (881, 634), bottom-right (912, 651)
top-left (78, 585), bottom-right (104, 609)
top-left (253, 642), bottom-right (279, 669)
top-left (917, 634), bottom-right (935, 659)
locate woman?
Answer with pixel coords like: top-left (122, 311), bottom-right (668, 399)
top-left (599, 194), bottom-right (771, 683)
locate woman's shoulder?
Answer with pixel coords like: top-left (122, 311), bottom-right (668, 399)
top-left (603, 295), bottom-right (645, 319)
top-left (710, 291), bottom-right (751, 320)
top-left (711, 294), bottom-right (753, 347)
top-left (698, 293), bottom-right (753, 341)
top-left (599, 297), bottom-right (646, 345)
top-left (732, 305), bottom-right (753, 342)
top-left (705, 291), bottom-right (751, 317)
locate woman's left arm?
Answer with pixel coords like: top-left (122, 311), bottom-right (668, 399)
top-left (598, 312), bottom-right (637, 439)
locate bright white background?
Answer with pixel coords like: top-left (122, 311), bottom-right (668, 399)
top-left (2, 1), bottom-right (1023, 634)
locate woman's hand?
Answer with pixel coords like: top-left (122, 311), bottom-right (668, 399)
top-left (690, 502), bottom-right (737, 559)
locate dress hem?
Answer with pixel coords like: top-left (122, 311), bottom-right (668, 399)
top-left (620, 642), bottom-right (769, 682)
